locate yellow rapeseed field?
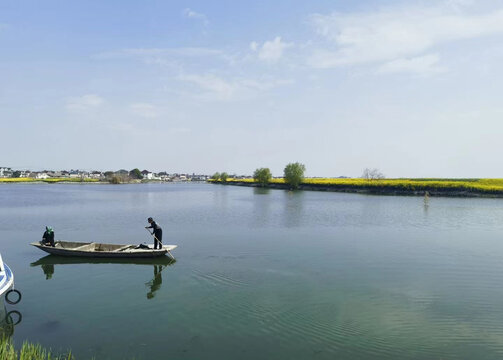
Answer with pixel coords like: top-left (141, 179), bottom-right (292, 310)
top-left (0, 177), bottom-right (99, 183)
top-left (211, 178), bottom-right (503, 194)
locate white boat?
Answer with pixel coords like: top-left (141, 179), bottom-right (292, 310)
top-left (0, 254), bottom-right (17, 303)
top-left (31, 241), bottom-right (177, 259)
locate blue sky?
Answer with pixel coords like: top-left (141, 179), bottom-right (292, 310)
top-left (2, 0), bottom-right (503, 177)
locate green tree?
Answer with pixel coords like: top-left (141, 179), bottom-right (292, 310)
top-left (220, 172), bottom-right (228, 182)
top-left (129, 168), bottom-right (143, 179)
top-left (253, 168), bottom-right (272, 187)
top-left (211, 172), bottom-right (221, 181)
top-left (11, 171), bottom-right (21, 178)
top-left (109, 175), bottom-right (121, 184)
top-left (283, 162), bottom-right (305, 190)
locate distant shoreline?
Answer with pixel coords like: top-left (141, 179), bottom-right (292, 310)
top-left (0, 178), bottom-right (204, 185)
top-left (210, 179), bottom-right (503, 198)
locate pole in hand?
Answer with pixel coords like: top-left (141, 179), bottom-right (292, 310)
top-left (145, 227), bottom-right (163, 248)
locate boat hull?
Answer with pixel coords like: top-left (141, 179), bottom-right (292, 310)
top-left (31, 241), bottom-right (177, 259)
top-left (0, 264), bottom-right (14, 298)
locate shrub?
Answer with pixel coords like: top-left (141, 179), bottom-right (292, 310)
top-left (284, 163), bottom-right (305, 190)
top-left (253, 168), bottom-right (272, 187)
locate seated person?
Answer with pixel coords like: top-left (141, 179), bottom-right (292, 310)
top-left (42, 226), bottom-right (55, 247)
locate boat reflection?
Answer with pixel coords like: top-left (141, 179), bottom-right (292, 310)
top-left (0, 304), bottom-right (22, 338)
top-left (31, 255), bottom-right (176, 299)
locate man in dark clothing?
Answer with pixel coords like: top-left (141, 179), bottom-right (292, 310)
top-left (145, 217), bottom-right (163, 249)
top-left (42, 226), bottom-right (55, 247)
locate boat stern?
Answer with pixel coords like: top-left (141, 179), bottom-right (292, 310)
top-left (0, 254), bottom-right (14, 298)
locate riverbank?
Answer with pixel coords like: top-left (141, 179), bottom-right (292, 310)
top-left (209, 178), bottom-right (503, 197)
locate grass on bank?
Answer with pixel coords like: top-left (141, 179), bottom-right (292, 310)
top-left (209, 178), bottom-right (503, 194)
top-left (0, 337), bottom-right (72, 360)
top-left (0, 178), bottom-right (99, 183)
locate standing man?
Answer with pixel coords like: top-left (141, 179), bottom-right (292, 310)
top-left (145, 217), bottom-right (163, 249)
top-left (42, 226), bottom-right (55, 247)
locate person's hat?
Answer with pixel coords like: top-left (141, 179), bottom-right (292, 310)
top-left (147, 217), bottom-right (153, 221)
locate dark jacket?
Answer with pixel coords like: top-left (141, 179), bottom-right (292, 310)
top-left (147, 221), bottom-right (162, 238)
top-left (42, 230), bottom-right (54, 243)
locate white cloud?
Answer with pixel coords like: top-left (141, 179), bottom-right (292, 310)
top-left (170, 127), bottom-right (191, 134)
top-left (95, 47), bottom-right (224, 59)
top-left (130, 103), bottom-right (159, 118)
top-left (183, 8), bottom-right (209, 25)
top-left (178, 74), bottom-right (235, 100)
top-left (238, 78), bottom-right (295, 91)
top-left (177, 73), bottom-right (294, 101)
top-left (93, 47), bottom-right (235, 68)
top-left (308, 3), bottom-right (503, 69)
top-left (251, 36), bottom-right (293, 62)
top-left (377, 54), bottom-right (444, 75)
top-left (65, 94), bottom-right (104, 111)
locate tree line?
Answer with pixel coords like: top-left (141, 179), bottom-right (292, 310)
top-left (213, 164), bottom-right (385, 190)
top-left (213, 163), bottom-right (306, 190)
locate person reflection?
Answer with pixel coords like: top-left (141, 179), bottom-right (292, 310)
top-left (146, 265), bottom-right (164, 299)
top-left (41, 264), bottom-right (54, 280)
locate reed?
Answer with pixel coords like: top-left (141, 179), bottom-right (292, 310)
top-left (0, 337), bottom-right (73, 360)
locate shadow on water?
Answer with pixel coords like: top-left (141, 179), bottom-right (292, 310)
top-left (252, 188), bottom-right (272, 227)
top-left (0, 303), bottom-right (22, 338)
top-left (283, 190), bottom-right (305, 227)
top-left (31, 255), bottom-right (176, 299)
top-left (253, 187), bottom-right (270, 195)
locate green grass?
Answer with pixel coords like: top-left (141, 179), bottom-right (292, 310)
top-left (0, 337), bottom-right (73, 360)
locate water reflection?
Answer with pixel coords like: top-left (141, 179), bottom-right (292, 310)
top-left (31, 256), bottom-right (176, 299)
top-left (41, 263), bottom-right (54, 280)
top-left (0, 304), bottom-right (22, 338)
top-left (251, 187), bottom-right (272, 227)
top-left (283, 191), bottom-right (304, 227)
top-left (253, 188), bottom-right (270, 195)
top-left (146, 265), bottom-right (164, 299)
top-left (423, 191), bottom-right (430, 214)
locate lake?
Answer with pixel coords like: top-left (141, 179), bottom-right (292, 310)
top-left (1, 183), bottom-right (503, 359)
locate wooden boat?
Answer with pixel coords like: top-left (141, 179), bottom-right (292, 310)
top-left (0, 254), bottom-right (14, 298)
top-left (30, 241), bottom-right (177, 259)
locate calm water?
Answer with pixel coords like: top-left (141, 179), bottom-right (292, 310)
top-left (2, 183), bottom-right (503, 359)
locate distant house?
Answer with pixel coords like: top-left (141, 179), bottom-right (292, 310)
top-left (90, 171), bottom-right (103, 179)
top-left (192, 175), bottom-right (209, 181)
top-left (0, 167), bottom-right (12, 178)
top-left (141, 170), bottom-right (153, 180)
top-left (36, 173), bottom-right (50, 179)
